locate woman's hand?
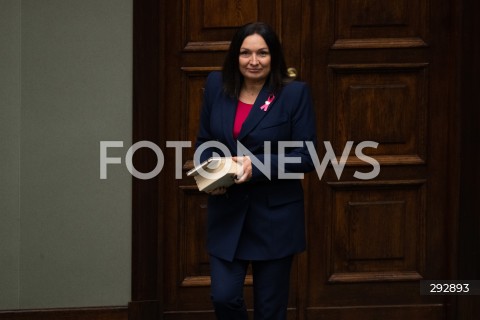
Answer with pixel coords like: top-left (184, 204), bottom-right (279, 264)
top-left (204, 156), bottom-right (251, 194)
top-left (233, 156), bottom-right (252, 184)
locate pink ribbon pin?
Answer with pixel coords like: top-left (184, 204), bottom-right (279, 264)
top-left (260, 94), bottom-right (275, 112)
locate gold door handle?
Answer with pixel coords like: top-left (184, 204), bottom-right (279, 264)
top-left (287, 67), bottom-right (298, 78)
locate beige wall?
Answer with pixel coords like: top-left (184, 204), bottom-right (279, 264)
top-left (0, 0), bottom-right (132, 309)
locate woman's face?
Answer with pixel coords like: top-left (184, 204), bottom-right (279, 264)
top-left (238, 34), bottom-right (271, 84)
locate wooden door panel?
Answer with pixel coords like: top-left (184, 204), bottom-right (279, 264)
top-left (327, 181), bottom-right (426, 283)
top-left (183, 0), bottom-right (281, 51)
top-left (179, 188), bottom-right (210, 287)
top-left (181, 67), bottom-right (220, 162)
top-left (333, 0), bottom-right (428, 48)
top-left (184, 7), bottom-right (251, 51)
top-left (327, 63), bottom-right (428, 164)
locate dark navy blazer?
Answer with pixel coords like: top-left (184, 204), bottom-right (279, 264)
top-left (195, 71), bottom-right (317, 262)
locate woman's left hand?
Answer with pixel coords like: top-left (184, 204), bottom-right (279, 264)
top-left (232, 156), bottom-right (252, 184)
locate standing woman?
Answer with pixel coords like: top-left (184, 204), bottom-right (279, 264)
top-left (194, 22), bottom-right (317, 319)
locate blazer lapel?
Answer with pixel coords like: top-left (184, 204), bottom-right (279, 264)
top-left (237, 87), bottom-right (274, 141)
top-left (221, 95), bottom-right (237, 151)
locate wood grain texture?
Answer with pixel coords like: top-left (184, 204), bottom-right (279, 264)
top-left (131, 0), bottom-right (473, 319)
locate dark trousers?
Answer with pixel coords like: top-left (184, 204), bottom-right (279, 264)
top-left (209, 255), bottom-right (293, 320)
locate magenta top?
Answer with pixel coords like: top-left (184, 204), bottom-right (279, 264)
top-left (233, 100), bottom-right (253, 139)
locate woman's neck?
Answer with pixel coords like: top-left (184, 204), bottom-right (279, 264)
top-left (242, 80), bottom-right (264, 93)
top-left (239, 81), bottom-right (264, 103)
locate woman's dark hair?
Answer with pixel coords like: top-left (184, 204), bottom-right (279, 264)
top-left (222, 22), bottom-right (290, 98)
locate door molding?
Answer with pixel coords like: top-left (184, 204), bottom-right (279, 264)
top-left (0, 307), bottom-right (127, 320)
top-left (131, 0), bottom-right (165, 318)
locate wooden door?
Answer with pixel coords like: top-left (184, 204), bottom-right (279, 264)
top-left (160, 2), bottom-right (307, 318)
top-left (132, 0), bottom-right (461, 319)
top-left (303, 0), bottom-right (457, 319)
